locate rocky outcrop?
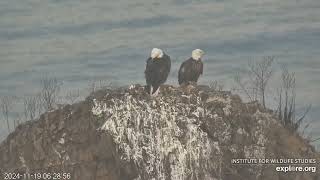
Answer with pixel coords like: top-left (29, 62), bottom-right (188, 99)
top-left (0, 84), bottom-right (319, 180)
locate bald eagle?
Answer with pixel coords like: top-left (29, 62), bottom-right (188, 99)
top-left (145, 48), bottom-right (171, 96)
top-left (178, 49), bottom-right (204, 85)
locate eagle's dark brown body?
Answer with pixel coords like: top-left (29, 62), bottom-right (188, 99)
top-left (144, 53), bottom-right (171, 95)
top-left (178, 58), bottom-right (203, 85)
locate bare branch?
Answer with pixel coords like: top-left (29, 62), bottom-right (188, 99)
top-left (40, 76), bottom-right (61, 111)
top-left (310, 137), bottom-right (320, 143)
top-left (23, 95), bottom-right (38, 121)
top-left (233, 72), bottom-right (254, 102)
top-left (0, 96), bottom-right (15, 133)
top-left (234, 56), bottom-right (274, 108)
top-left (209, 80), bottom-right (224, 91)
top-left (65, 89), bottom-right (80, 104)
top-left (277, 64), bottom-right (311, 133)
top-left (247, 56), bottom-right (274, 108)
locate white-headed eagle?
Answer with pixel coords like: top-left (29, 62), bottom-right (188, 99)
top-left (178, 49), bottom-right (204, 85)
top-left (145, 48), bottom-right (171, 96)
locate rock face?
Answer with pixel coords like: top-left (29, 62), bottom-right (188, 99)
top-left (0, 84), bottom-right (319, 180)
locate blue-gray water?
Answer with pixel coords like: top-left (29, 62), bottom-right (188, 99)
top-left (0, 0), bottom-right (319, 148)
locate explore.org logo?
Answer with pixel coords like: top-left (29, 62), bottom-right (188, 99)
top-left (276, 165), bottom-right (316, 173)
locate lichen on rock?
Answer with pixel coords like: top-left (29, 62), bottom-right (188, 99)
top-left (92, 86), bottom-right (221, 180)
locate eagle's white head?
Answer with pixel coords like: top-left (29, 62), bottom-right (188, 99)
top-left (192, 49), bottom-right (204, 61)
top-left (151, 48), bottom-right (164, 59)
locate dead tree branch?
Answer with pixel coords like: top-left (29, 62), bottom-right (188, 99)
top-left (40, 76), bottom-right (61, 111)
top-left (0, 96), bottom-right (15, 133)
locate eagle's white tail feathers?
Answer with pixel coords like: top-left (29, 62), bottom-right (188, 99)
top-left (151, 86), bottom-right (160, 97)
top-left (149, 86), bottom-right (153, 95)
